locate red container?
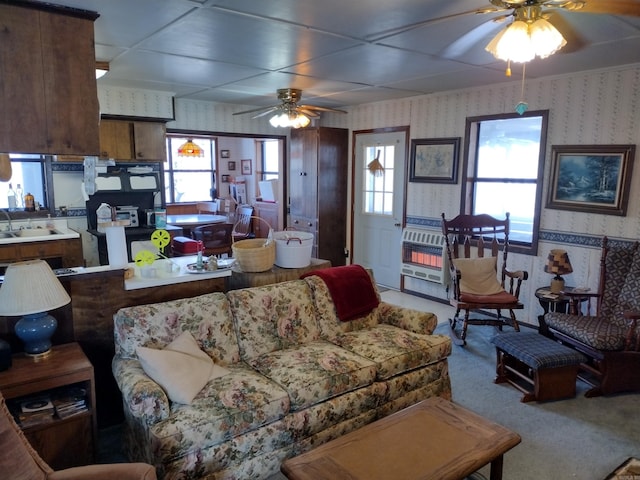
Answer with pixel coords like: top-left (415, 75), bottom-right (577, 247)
top-left (171, 236), bottom-right (199, 255)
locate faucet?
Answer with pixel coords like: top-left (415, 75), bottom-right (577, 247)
top-left (1, 209), bottom-right (12, 232)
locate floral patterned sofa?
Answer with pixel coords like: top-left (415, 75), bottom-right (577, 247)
top-left (112, 267), bottom-right (452, 479)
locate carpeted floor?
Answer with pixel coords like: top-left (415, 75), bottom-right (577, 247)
top-left (98, 321), bottom-right (639, 479)
top-left (438, 323), bottom-right (639, 480)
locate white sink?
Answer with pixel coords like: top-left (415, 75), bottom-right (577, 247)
top-left (17, 228), bottom-right (59, 238)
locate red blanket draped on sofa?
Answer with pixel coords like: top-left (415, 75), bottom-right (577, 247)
top-left (302, 264), bottom-right (380, 321)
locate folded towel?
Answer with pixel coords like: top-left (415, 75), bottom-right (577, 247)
top-left (302, 265), bottom-right (379, 321)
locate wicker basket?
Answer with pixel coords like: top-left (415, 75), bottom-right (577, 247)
top-left (232, 217), bottom-right (275, 272)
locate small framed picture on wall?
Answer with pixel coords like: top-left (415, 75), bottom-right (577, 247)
top-left (221, 174), bottom-right (230, 183)
top-left (221, 149), bottom-right (230, 158)
top-left (228, 161), bottom-right (236, 170)
top-left (241, 159), bottom-right (252, 175)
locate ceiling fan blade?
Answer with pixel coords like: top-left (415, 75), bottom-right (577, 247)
top-left (296, 107), bottom-right (321, 118)
top-left (579, 0), bottom-right (640, 16)
top-left (298, 104), bottom-right (348, 114)
top-left (546, 11), bottom-right (588, 53)
top-left (250, 106), bottom-right (281, 119)
top-left (440, 17), bottom-right (506, 58)
top-left (233, 104), bottom-right (280, 116)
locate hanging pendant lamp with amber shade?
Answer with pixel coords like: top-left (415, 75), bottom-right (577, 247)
top-left (177, 138), bottom-right (204, 157)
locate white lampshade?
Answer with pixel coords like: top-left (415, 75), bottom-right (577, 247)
top-left (269, 111), bottom-right (310, 129)
top-left (0, 260), bottom-right (70, 316)
top-left (486, 18), bottom-right (566, 63)
top-left (529, 18), bottom-right (567, 58)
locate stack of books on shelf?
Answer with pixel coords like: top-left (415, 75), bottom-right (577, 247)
top-left (52, 387), bottom-right (88, 419)
top-left (11, 387), bottom-right (88, 428)
top-left (16, 395), bottom-right (55, 428)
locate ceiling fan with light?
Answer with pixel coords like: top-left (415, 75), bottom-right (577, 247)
top-left (442, 0), bottom-right (640, 114)
top-left (233, 88), bottom-right (347, 128)
top-left (448, 0), bottom-right (640, 65)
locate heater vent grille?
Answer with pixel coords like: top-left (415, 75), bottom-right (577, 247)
top-left (401, 228), bottom-right (450, 285)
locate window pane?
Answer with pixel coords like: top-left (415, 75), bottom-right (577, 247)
top-left (169, 138), bottom-right (212, 170)
top-left (465, 112), bottom-right (547, 253)
top-left (264, 141), bottom-right (279, 172)
top-left (1, 156), bottom-right (46, 210)
top-left (473, 182), bottom-right (536, 243)
top-left (362, 145), bottom-right (394, 216)
top-left (477, 117), bottom-right (542, 179)
top-left (169, 172), bottom-right (214, 202)
top-left (165, 135), bottom-right (216, 203)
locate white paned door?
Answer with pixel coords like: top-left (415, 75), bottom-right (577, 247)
top-left (353, 131), bottom-right (406, 289)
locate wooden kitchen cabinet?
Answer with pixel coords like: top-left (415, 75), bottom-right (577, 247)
top-left (289, 127), bottom-right (348, 267)
top-left (0, 343), bottom-right (97, 470)
top-left (0, 3), bottom-right (99, 156)
top-left (254, 201), bottom-right (281, 237)
top-left (99, 119), bottom-right (134, 160)
top-left (99, 119), bottom-right (166, 161)
top-left (0, 237), bottom-right (83, 269)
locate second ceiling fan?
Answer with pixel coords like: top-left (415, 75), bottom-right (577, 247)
top-left (233, 88), bottom-right (346, 128)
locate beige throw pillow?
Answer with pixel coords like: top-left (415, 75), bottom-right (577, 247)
top-left (137, 330), bottom-right (230, 404)
top-left (452, 256), bottom-right (504, 295)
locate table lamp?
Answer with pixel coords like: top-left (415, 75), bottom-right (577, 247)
top-left (0, 260), bottom-right (71, 357)
top-left (544, 249), bottom-right (573, 294)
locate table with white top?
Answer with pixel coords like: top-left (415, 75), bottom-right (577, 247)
top-left (166, 214), bottom-right (228, 237)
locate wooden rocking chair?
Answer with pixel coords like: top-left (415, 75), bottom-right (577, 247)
top-left (544, 236), bottom-right (640, 396)
top-left (441, 212), bottom-right (528, 346)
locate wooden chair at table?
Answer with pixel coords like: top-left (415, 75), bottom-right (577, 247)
top-left (192, 223), bottom-right (233, 257)
top-left (441, 212), bottom-right (529, 346)
top-left (232, 205), bottom-right (255, 242)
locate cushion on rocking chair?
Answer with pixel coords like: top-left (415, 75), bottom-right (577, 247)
top-left (453, 256), bottom-right (504, 296)
top-left (544, 312), bottom-right (628, 351)
top-left (459, 290), bottom-right (519, 304)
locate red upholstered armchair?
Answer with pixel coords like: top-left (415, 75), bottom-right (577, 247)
top-left (543, 236), bottom-right (640, 397)
top-left (0, 391), bottom-right (156, 480)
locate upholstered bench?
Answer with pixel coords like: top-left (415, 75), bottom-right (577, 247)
top-left (491, 331), bottom-right (587, 402)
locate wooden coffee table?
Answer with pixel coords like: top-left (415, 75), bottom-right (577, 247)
top-left (281, 397), bottom-right (520, 480)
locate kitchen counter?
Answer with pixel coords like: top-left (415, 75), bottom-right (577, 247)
top-left (0, 218), bottom-right (80, 245)
top-left (124, 255), bottom-right (232, 290)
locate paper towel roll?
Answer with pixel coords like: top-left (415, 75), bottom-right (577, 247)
top-left (105, 225), bottom-right (128, 267)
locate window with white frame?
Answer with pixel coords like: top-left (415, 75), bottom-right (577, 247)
top-left (260, 140), bottom-right (280, 181)
top-left (164, 135), bottom-right (217, 203)
top-left (461, 110), bottom-right (548, 255)
top-left (363, 145), bottom-right (395, 215)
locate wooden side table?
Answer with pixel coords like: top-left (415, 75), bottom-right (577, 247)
top-left (0, 342), bottom-right (96, 470)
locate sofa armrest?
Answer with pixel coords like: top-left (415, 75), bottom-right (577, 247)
top-left (376, 302), bottom-right (438, 335)
top-left (112, 358), bottom-right (170, 425)
top-left (49, 463), bottom-right (157, 480)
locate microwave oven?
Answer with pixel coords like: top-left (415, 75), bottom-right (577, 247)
top-left (114, 206), bottom-right (140, 228)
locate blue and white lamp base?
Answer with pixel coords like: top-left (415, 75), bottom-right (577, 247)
top-left (14, 312), bottom-right (57, 357)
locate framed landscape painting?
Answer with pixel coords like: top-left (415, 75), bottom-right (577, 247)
top-left (546, 144), bottom-right (635, 216)
top-left (409, 137), bottom-right (460, 183)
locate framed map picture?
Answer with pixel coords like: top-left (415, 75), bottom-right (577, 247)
top-left (409, 137), bottom-right (460, 183)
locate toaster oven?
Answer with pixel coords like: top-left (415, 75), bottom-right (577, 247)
top-left (114, 206), bottom-right (140, 228)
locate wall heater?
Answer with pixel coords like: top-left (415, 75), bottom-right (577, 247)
top-left (401, 228), bottom-right (450, 285)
